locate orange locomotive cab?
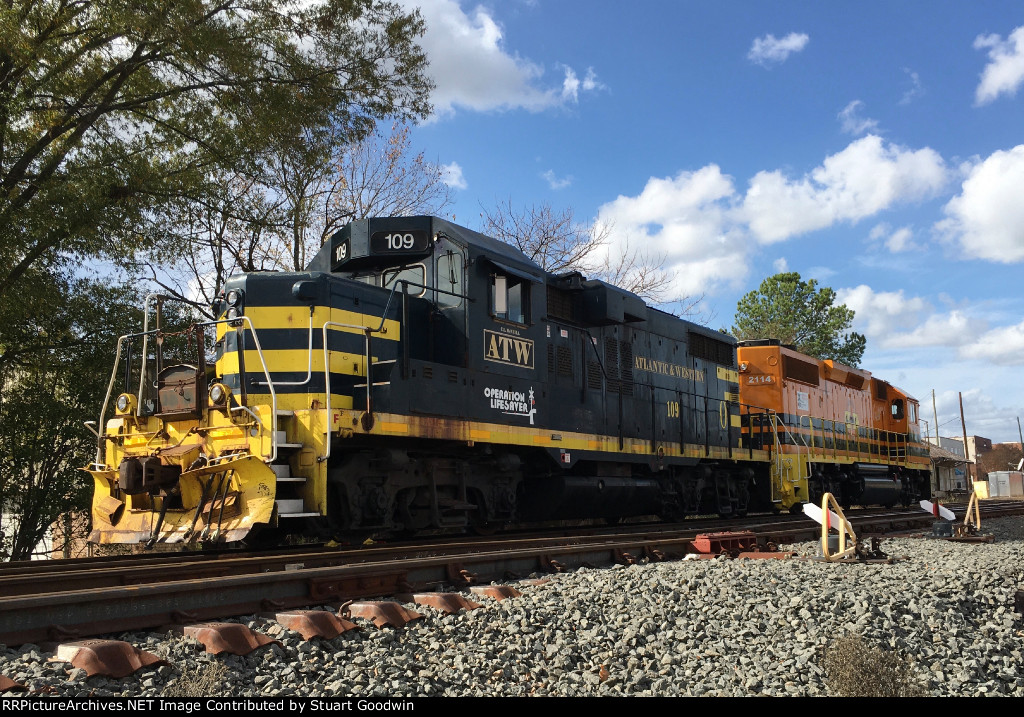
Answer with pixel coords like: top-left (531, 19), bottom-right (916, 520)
top-left (736, 340), bottom-right (930, 509)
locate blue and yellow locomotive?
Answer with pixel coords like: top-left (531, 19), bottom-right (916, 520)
top-left (85, 216), bottom-right (925, 545)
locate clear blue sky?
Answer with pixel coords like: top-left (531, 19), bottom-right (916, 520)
top-left (398, 0), bottom-right (1024, 446)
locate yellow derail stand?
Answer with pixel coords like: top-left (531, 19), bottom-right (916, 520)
top-left (803, 493), bottom-right (892, 563)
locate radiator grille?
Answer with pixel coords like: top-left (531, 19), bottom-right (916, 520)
top-left (688, 331), bottom-right (734, 367)
top-left (783, 355), bottom-right (820, 386)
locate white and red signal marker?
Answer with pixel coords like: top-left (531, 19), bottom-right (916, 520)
top-left (803, 501), bottom-right (843, 529)
top-left (919, 499), bottom-right (955, 521)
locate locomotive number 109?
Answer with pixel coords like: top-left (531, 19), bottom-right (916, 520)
top-left (369, 230), bottom-right (430, 253)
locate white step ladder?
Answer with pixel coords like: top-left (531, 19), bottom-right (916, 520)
top-left (271, 410), bottom-right (321, 518)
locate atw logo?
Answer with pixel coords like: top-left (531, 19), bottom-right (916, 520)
top-left (484, 329), bottom-right (534, 369)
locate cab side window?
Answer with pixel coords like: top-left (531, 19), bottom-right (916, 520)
top-left (890, 398), bottom-right (905, 420)
top-left (492, 273), bottom-right (529, 324)
top-left (436, 249), bottom-right (463, 308)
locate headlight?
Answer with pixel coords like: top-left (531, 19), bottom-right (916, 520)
top-left (226, 307), bottom-right (240, 320)
top-left (209, 383), bottom-right (228, 405)
top-left (115, 393), bottom-right (133, 414)
top-left (226, 289), bottom-right (242, 307)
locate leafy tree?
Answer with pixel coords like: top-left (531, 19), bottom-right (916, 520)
top-left (0, 0), bottom-right (432, 557)
top-left (0, 0), bottom-right (432, 303)
top-left (731, 272), bottom-right (866, 366)
top-left (0, 279), bottom-right (140, 560)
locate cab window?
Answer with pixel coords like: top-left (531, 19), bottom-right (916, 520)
top-left (382, 264), bottom-right (425, 296)
top-left (890, 398), bottom-right (905, 420)
top-left (492, 273), bottom-right (529, 324)
top-left (436, 250), bottom-right (463, 308)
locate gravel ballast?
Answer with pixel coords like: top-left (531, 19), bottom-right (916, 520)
top-left (2, 517), bottom-right (1022, 697)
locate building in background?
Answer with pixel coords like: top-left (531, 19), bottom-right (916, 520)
top-left (935, 436), bottom-right (966, 457)
top-left (928, 444), bottom-right (970, 495)
top-left (946, 435), bottom-right (993, 483)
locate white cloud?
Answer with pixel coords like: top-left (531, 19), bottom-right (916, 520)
top-left (772, 257), bottom-right (788, 273)
top-left (974, 25), bottom-right (1024, 105)
top-left (561, 67), bottom-right (580, 102)
top-left (928, 387), bottom-right (1020, 443)
top-left (950, 389), bottom-right (1022, 442)
top-left (441, 161), bottom-right (467, 189)
top-left (960, 320), bottom-right (1024, 365)
top-left (887, 311), bottom-right (978, 349)
top-left (869, 222), bottom-right (920, 253)
top-left (591, 136), bottom-right (953, 299)
top-left (884, 227), bottom-right (914, 252)
top-left (404, 0), bottom-right (578, 116)
top-left (805, 266), bottom-right (836, 283)
top-left (837, 285), bottom-right (930, 338)
top-left (838, 285), bottom-right (991, 353)
top-left (739, 135), bottom-right (948, 243)
top-left (542, 169), bottom-right (572, 190)
top-left (838, 100), bottom-right (879, 136)
top-left (841, 284), bottom-right (1024, 370)
top-left (899, 68), bottom-right (924, 105)
top-left (747, 32), bottom-right (809, 67)
top-left (937, 145), bottom-right (1024, 262)
top-left (560, 66), bottom-right (604, 103)
top-left (595, 165), bottom-right (745, 296)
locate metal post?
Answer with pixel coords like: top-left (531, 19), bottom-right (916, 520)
top-left (1017, 417), bottom-right (1023, 465)
top-left (364, 328), bottom-right (373, 416)
top-left (959, 392), bottom-right (972, 490)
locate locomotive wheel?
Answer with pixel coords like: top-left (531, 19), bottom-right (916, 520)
top-left (470, 519), bottom-right (501, 536)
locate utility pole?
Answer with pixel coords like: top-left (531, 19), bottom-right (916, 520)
top-left (1017, 417), bottom-right (1023, 469)
top-left (959, 392), bottom-right (971, 491)
top-left (932, 389), bottom-right (939, 447)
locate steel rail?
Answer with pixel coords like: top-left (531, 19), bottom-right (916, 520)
top-left (0, 510), bottom-right (953, 646)
top-left (5, 500), bottom-right (1022, 587)
top-left (0, 506), bottom-right (932, 582)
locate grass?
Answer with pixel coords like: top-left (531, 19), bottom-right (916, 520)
top-left (824, 634), bottom-right (927, 697)
top-left (162, 662), bottom-right (231, 697)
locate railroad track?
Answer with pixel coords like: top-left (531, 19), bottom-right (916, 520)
top-left (0, 507), bottom-right (932, 595)
top-left (2, 501), bottom-right (1021, 647)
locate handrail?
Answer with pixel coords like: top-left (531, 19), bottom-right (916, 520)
top-left (254, 310), bottom-right (314, 387)
top-left (791, 414), bottom-right (915, 467)
top-left (322, 321), bottom-right (381, 461)
top-left (321, 276), bottom-right (454, 462)
top-left (94, 316), bottom-right (279, 468)
top-left (770, 413), bottom-right (810, 503)
top-left (95, 335), bottom-right (128, 464)
top-left (213, 316), bottom-right (278, 462)
top-left (136, 293), bottom-right (161, 402)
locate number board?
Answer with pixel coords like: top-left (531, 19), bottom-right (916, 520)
top-left (370, 230), bottom-right (430, 255)
top-left (330, 236), bottom-right (350, 272)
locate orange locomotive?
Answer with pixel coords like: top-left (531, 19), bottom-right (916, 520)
top-left (736, 339), bottom-right (931, 509)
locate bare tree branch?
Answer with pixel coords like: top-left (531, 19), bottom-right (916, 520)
top-left (480, 199), bottom-right (707, 318)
